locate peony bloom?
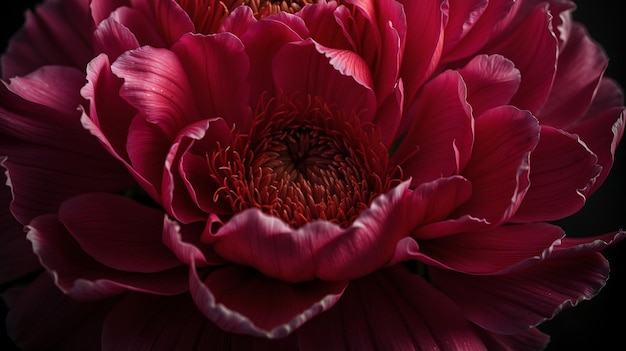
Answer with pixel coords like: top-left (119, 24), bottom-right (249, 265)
top-left (1, 0), bottom-right (624, 349)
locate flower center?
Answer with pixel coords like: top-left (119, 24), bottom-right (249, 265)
top-left (176, 0), bottom-right (318, 33)
top-left (209, 96), bottom-right (394, 228)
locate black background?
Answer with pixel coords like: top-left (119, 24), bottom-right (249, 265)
top-left (0, 0), bottom-right (624, 350)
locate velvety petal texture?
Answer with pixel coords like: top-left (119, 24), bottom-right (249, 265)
top-left (1, 0), bottom-right (624, 350)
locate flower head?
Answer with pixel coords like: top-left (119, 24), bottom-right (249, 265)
top-left (1, 0), bottom-right (624, 349)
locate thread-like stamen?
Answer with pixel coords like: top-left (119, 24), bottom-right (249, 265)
top-left (208, 95), bottom-right (398, 228)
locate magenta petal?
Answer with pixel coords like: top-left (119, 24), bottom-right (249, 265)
top-left (103, 291), bottom-right (298, 351)
top-left (27, 212), bottom-right (187, 300)
top-left (212, 181), bottom-right (414, 282)
top-left (189, 265), bottom-right (347, 338)
top-left (171, 32), bottom-right (251, 129)
top-left (393, 70), bottom-right (474, 186)
top-left (7, 273), bottom-right (118, 351)
top-left (397, 0), bottom-right (446, 104)
top-left (457, 106), bottom-right (540, 225)
top-left (93, 17), bottom-right (141, 61)
top-left (111, 45), bottom-right (201, 139)
top-left (538, 23), bottom-right (608, 127)
top-left (298, 265), bottom-right (487, 351)
top-left (513, 126), bottom-right (601, 222)
top-left (458, 54), bottom-right (521, 116)
top-left (272, 40), bottom-right (377, 123)
top-left (431, 252), bottom-right (610, 335)
top-left (417, 223), bottom-right (564, 274)
top-left (486, 4), bottom-right (558, 114)
top-left (1, 0), bottom-right (93, 78)
top-left (57, 193), bottom-right (181, 273)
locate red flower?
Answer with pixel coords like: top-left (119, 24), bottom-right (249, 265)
top-left (1, 0), bottom-right (624, 349)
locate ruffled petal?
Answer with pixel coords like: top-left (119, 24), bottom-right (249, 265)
top-left (392, 70), bottom-right (474, 186)
top-left (240, 13), bottom-right (306, 103)
top-left (458, 54), bottom-right (521, 116)
top-left (171, 32), bottom-right (251, 129)
top-left (272, 39), bottom-right (377, 123)
top-left (27, 210), bottom-right (187, 300)
top-left (416, 223), bottom-right (564, 274)
top-left (1, 0), bottom-right (93, 79)
top-left (7, 273), bottom-right (118, 351)
top-left (189, 265), bottom-right (347, 338)
top-left (163, 119), bottom-right (231, 223)
top-left (111, 45), bottom-right (201, 139)
top-left (431, 252), bottom-right (611, 335)
top-left (485, 3), bottom-right (558, 114)
top-left (297, 265), bottom-right (487, 351)
top-left (441, 0), bottom-right (515, 63)
top-left (513, 126), bottom-right (601, 222)
top-left (397, 0), bottom-right (446, 104)
top-left (0, 66), bottom-right (133, 224)
top-left (93, 17), bottom-right (141, 61)
top-left (210, 181), bottom-right (414, 282)
top-left (57, 193), bottom-right (181, 273)
top-left (538, 23), bottom-right (608, 127)
top-left (102, 292), bottom-right (298, 351)
top-left (456, 106), bottom-right (540, 225)
top-left (0, 160), bottom-right (40, 284)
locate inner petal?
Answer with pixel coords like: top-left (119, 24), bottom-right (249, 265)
top-left (176, 0), bottom-right (319, 33)
top-left (209, 95), bottom-right (395, 227)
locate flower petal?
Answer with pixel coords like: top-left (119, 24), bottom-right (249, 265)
top-left (416, 223), bottom-right (564, 274)
top-left (57, 193), bottom-right (181, 273)
top-left (0, 66), bottom-right (133, 224)
top-left (189, 265), bottom-right (347, 338)
top-left (393, 70), bottom-right (474, 186)
top-left (0, 160), bottom-right (40, 284)
top-left (272, 40), bottom-right (377, 122)
top-left (102, 291), bottom-right (299, 351)
top-left (111, 45), bottom-right (201, 139)
top-left (7, 273), bottom-right (118, 351)
top-left (27, 211), bottom-right (187, 300)
top-left (297, 265), bottom-right (487, 351)
top-left (1, 0), bottom-right (93, 78)
top-left (485, 3), bottom-right (558, 114)
top-left (431, 252), bottom-right (611, 335)
top-left (171, 32), bottom-right (251, 129)
top-left (397, 0), bottom-right (446, 103)
top-left (210, 181), bottom-right (414, 282)
top-left (456, 106), bottom-right (540, 225)
top-left (513, 126), bottom-right (601, 222)
top-left (538, 23), bottom-right (608, 127)
top-left (458, 54), bottom-right (521, 116)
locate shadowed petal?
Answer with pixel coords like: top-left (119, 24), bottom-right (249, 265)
top-left (7, 273), bottom-right (119, 351)
top-left (297, 265), bottom-right (487, 351)
top-left (1, 0), bottom-right (93, 79)
top-left (189, 265), bottom-right (347, 338)
top-left (513, 126), bottom-right (601, 222)
top-left (103, 292), bottom-right (298, 351)
top-left (393, 70), bottom-right (474, 186)
top-left (456, 106), bottom-right (540, 225)
top-left (27, 210), bottom-right (187, 300)
top-left (431, 252), bottom-right (611, 335)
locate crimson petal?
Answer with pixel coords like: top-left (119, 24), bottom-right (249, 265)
top-left (297, 265), bottom-right (487, 351)
top-left (189, 264), bottom-right (347, 339)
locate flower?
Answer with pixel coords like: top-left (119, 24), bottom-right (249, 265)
top-left (1, 0), bottom-right (624, 349)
